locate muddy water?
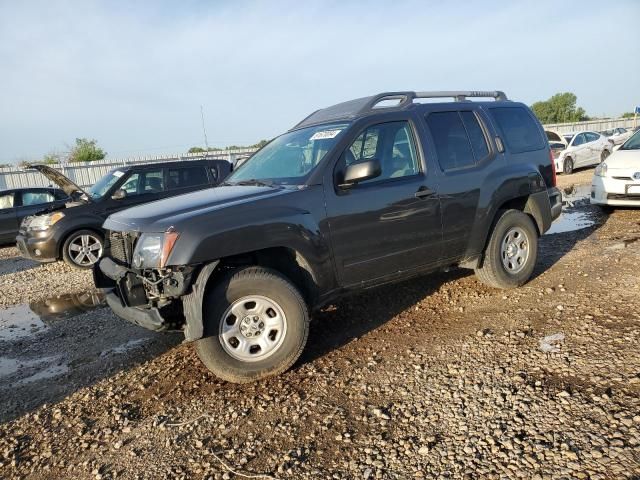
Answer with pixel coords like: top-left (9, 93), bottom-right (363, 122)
top-left (0, 289), bottom-right (180, 422)
top-left (545, 184), bottom-right (597, 235)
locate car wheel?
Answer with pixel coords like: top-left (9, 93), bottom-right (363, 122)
top-left (601, 150), bottom-right (610, 162)
top-left (475, 209), bottom-right (538, 289)
top-left (196, 266), bottom-right (309, 383)
top-left (563, 157), bottom-right (574, 175)
top-left (62, 230), bottom-right (104, 269)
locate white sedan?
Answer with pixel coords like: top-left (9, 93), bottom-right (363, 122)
top-left (553, 131), bottom-right (612, 174)
top-left (602, 127), bottom-right (633, 146)
top-left (591, 129), bottom-right (640, 207)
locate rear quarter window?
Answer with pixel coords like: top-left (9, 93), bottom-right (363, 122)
top-left (489, 107), bottom-right (545, 153)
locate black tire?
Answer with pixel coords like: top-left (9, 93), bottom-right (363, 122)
top-left (601, 150), bottom-right (610, 162)
top-left (196, 266), bottom-right (309, 383)
top-left (61, 229), bottom-right (104, 269)
top-left (475, 210), bottom-right (538, 289)
top-left (563, 157), bottom-right (574, 175)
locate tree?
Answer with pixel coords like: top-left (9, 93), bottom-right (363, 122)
top-left (68, 138), bottom-right (106, 163)
top-left (188, 146), bottom-right (206, 153)
top-left (43, 152), bottom-right (62, 164)
top-left (621, 112), bottom-right (636, 118)
top-left (531, 93), bottom-right (589, 124)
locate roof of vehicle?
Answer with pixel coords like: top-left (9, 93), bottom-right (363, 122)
top-left (292, 90), bottom-right (510, 130)
top-left (116, 158), bottom-right (228, 172)
top-left (0, 186), bottom-right (63, 192)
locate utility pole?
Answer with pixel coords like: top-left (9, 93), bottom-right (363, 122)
top-left (200, 105), bottom-right (210, 151)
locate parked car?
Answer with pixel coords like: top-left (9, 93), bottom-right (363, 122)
top-left (16, 159), bottom-right (231, 269)
top-left (552, 131), bottom-right (612, 174)
top-left (591, 128), bottom-right (640, 207)
top-left (601, 127), bottom-right (633, 146)
top-left (94, 90), bottom-right (562, 383)
top-left (0, 187), bottom-right (69, 245)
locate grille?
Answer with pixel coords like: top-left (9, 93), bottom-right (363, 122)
top-left (108, 231), bottom-right (135, 265)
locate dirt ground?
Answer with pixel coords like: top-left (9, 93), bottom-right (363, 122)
top-left (1, 166), bottom-right (639, 479)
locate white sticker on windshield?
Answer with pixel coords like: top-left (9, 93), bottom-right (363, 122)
top-left (310, 129), bottom-right (342, 141)
top-left (113, 171), bottom-right (124, 178)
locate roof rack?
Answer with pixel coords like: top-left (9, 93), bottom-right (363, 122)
top-left (363, 90), bottom-right (508, 112)
top-left (292, 90), bottom-right (508, 129)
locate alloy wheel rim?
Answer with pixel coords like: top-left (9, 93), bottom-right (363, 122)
top-left (219, 295), bottom-right (287, 363)
top-left (68, 234), bottom-right (103, 266)
top-left (501, 227), bottom-right (529, 274)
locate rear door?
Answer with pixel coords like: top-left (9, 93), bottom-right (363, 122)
top-left (585, 132), bottom-right (602, 164)
top-left (165, 164), bottom-right (212, 195)
top-left (0, 191), bottom-right (17, 243)
top-left (571, 134), bottom-right (589, 167)
top-left (424, 109), bottom-right (494, 260)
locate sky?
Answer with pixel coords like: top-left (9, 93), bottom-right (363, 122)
top-left (0, 0), bottom-right (638, 164)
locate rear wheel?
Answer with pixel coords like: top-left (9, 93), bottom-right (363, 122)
top-left (62, 230), bottom-right (103, 269)
top-left (475, 210), bottom-right (538, 289)
top-left (563, 157), bottom-right (574, 175)
top-left (196, 266), bottom-right (309, 383)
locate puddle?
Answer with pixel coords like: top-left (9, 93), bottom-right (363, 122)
top-left (29, 290), bottom-right (106, 323)
top-left (546, 210), bottom-right (596, 234)
top-left (100, 338), bottom-right (149, 357)
top-left (0, 290), bottom-right (105, 341)
top-left (0, 304), bottom-right (47, 341)
top-left (561, 184), bottom-right (591, 206)
top-left (0, 355), bottom-right (67, 382)
top-left (16, 363), bottom-right (69, 384)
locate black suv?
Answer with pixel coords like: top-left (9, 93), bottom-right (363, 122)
top-left (95, 91), bottom-right (562, 383)
top-left (17, 160), bottom-right (231, 268)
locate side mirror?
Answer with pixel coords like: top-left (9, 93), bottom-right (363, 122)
top-left (339, 159), bottom-right (382, 189)
top-left (111, 189), bottom-right (127, 200)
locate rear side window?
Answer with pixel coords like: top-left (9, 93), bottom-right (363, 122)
top-left (167, 166), bottom-right (208, 190)
top-left (460, 111), bottom-right (489, 160)
top-left (426, 112), bottom-right (475, 170)
top-left (0, 193), bottom-right (14, 209)
top-left (585, 132), bottom-right (599, 142)
top-left (489, 107), bottom-right (545, 153)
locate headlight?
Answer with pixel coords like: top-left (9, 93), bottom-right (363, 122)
top-left (132, 230), bottom-right (179, 269)
top-left (27, 211), bottom-right (65, 231)
top-left (594, 162), bottom-right (608, 177)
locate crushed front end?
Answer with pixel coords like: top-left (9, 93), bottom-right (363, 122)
top-left (94, 230), bottom-right (196, 332)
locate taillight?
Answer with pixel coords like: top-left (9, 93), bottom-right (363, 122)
top-left (549, 149), bottom-right (557, 187)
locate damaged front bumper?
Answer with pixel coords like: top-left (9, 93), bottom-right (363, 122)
top-left (94, 257), bottom-right (218, 341)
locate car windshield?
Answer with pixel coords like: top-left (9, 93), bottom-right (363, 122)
top-left (620, 130), bottom-right (640, 151)
top-left (226, 123), bottom-right (349, 185)
top-left (87, 170), bottom-right (124, 199)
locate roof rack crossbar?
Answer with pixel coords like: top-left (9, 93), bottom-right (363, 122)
top-left (413, 90), bottom-right (508, 102)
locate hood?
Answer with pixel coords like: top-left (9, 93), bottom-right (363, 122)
top-left (27, 165), bottom-right (90, 199)
top-left (603, 149), bottom-right (640, 170)
top-left (545, 130), bottom-right (568, 148)
top-left (104, 184), bottom-right (299, 232)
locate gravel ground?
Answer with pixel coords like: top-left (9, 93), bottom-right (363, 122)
top-left (0, 248), bottom-right (93, 308)
top-left (1, 170), bottom-right (639, 479)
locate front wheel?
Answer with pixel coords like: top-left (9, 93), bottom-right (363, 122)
top-left (475, 210), bottom-right (538, 289)
top-left (62, 230), bottom-right (104, 269)
top-left (196, 266), bottom-right (309, 383)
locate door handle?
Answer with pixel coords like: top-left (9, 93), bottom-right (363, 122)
top-left (415, 186), bottom-right (435, 199)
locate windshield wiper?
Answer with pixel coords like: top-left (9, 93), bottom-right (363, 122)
top-left (225, 179), bottom-right (276, 187)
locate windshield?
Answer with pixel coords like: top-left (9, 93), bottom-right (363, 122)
top-left (88, 170), bottom-right (124, 199)
top-left (620, 130), bottom-right (640, 151)
top-left (226, 123), bottom-right (349, 185)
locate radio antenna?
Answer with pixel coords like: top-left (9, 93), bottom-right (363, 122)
top-left (200, 105), bottom-right (210, 151)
